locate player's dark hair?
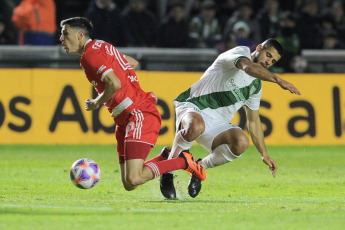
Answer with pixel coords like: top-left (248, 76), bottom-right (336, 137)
top-left (60, 17), bottom-right (93, 37)
top-left (262, 38), bottom-right (284, 56)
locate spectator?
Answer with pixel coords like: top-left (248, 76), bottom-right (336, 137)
top-left (0, 14), bottom-right (16, 45)
top-left (189, 0), bottom-right (222, 48)
top-left (279, 0), bottom-right (304, 12)
top-left (257, 0), bottom-right (281, 39)
top-left (295, 0), bottom-right (323, 49)
top-left (319, 10), bottom-right (337, 37)
top-left (276, 11), bottom-right (301, 72)
top-left (330, 0), bottom-right (345, 39)
top-left (186, 0), bottom-right (203, 19)
top-left (217, 0), bottom-right (238, 27)
top-left (331, 0), bottom-right (345, 27)
top-left (85, 0), bottom-right (131, 47)
top-left (121, 0), bottom-right (159, 47)
top-left (215, 34), bottom-right (238, 53)
top-left (11, 0), bottom-right (56, 45)
top-left (158, 1), bottom-right (190, 48)
top-left (232, 20), bottom-right (256, 51)
top-left (223, 1), bottom-right (261, 44)
top-left (322, 30), bottom-right (345, 49)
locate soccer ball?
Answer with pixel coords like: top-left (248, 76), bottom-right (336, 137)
top-left (70, 158), bottom-right (101, 189)
top-left (290, 55), bottom-right (308, 73)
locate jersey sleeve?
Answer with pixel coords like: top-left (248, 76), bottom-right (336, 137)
top-left (83, 49), bottom-right (113, 82)
top-left (219, 46), bottom-right (251, 71)
top-left (245, 88), bottom-right (262, 111)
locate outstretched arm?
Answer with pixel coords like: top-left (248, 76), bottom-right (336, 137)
top-left (237, 58), bottom-right (301, 95)
top-left (246, 107), bottom-right (277, 177)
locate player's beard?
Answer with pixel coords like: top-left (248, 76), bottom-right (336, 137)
top-left (252, 55), bottom-right (258, 63)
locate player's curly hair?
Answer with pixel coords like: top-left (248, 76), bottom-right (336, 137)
top-left (262, 38), bottom-right (284, 56)
top-left (60, 17), bottom-right (93, 38)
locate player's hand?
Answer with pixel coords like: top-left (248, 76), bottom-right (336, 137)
top-left (277, 79), bottom-right (301, 95)
top-left (262, 155), bottom-right (277, 178)
top-left (85, 99), bottom-right (99, 111)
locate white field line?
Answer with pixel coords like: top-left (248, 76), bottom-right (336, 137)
top-left (0, 204), bottom-right (113, 211)
top-left (0, 204), bottom-right (218, 213)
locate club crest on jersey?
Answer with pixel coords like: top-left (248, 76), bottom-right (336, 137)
top-left (128, 75), bottom-right (138, 82)
top-left (97, 65), bottom-right (106, 74)
top-left (91, 80), bottom-right (98, 86)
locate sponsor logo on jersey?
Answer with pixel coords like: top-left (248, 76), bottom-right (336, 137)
top-left (91, 80), bottom-right (98, 87)
top-left (128, 75), bottom-right (138, 82)
top-left (229, 79), bottom-right (246, 102)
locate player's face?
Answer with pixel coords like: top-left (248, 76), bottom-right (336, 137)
top-left (253, 45), bottom-right (281, 69)
top-left (59, 25), bottom-right (80, 54)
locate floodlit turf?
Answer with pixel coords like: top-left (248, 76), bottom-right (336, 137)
top-left (0, 145), bottom-right (344, 230)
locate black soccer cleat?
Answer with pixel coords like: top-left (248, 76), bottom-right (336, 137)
top-left (160, 173), bottom-right (176, 199)
top-left (188, 159), bottom-right (203, 198)
top-left (160, 146), bottom-right (171, 159)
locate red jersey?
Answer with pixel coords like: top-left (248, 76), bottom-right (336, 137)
top-left (80, 39), bottom-right (156, 125)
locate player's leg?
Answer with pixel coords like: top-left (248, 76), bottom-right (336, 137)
top-left (203, 127), bottom-right (249, 168)
top-left (188, 124), bottom-right (249, 197)
top-left (115, 125), bottom-right (137, 191)
top-left (123, 105), bottom-right (205, 188)
top-left (169, 111), bottom-right (205, 158)
top-left (120, 163), bottom-right (137, 191)
top-left (144, 146), bottom-right (171, 165)
top-left (160, 110), bottom-right (205, 198)
top-left (124, 142), bottom-right (205, 187)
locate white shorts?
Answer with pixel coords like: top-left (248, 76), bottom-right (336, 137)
top-left (174, 102), bottom-right (242, 153)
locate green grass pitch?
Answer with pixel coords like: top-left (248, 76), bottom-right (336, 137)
top-left (1, 145), bottom-right (344, 230)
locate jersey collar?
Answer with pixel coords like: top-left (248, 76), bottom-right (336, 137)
top-left (83, 39), bottom-right (92, 54)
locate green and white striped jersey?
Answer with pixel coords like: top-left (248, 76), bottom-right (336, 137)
top-left (174, 46), bottom-right (262, 122)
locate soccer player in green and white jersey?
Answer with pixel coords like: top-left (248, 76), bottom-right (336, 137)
top-left (160, 38), bottom-right (301, 199)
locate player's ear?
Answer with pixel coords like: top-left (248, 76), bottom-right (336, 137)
top-left (78, 30), bottom-right (84, 40)
top-left (256, 44), bottom-right (263, 51)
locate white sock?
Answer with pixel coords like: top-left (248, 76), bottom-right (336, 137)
top-left (201, 144), bottom-right (240, 169)
top-left (166, 130), bottom-right (194, 174)
top-left (169, 130), bottom-right (194, 159)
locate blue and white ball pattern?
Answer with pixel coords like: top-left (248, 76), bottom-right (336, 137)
top-left (70, 158), bottom-right (101, 189)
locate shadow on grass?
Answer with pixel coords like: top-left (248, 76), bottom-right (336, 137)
top-left (146, 199), bottom-right (240, 204)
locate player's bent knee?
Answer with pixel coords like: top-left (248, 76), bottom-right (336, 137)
top-left (122, 179), bottom-right (137, 191)
top-left (231, 134), bottom-right (249, 155)
top-left (183, 124), bottom-right (205, 142)
top-left (126, 175), bottom-right (144, 187)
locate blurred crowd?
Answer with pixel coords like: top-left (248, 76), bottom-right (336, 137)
top-left (1, 0), bottom-right (345, 71)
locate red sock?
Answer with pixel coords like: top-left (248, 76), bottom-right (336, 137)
top-left (144, 154), bottom-right (167, 165)
top-left (144, 158), bottom-right (186, 179)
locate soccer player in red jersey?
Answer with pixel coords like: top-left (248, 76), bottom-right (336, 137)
top-left (59, 17), bottom-right (206, 192)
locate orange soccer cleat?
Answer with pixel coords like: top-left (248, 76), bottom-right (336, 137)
top-left (178, 151), bottom-right (206, 181)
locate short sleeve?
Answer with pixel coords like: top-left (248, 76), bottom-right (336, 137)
top-left (82, 49), bottom-right (113, 82)
top-left (245, 88), bottom-right (262, 111)
top-left (219, 46), bottom-right (251, 71)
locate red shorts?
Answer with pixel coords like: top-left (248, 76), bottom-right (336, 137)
top-left (115, 101), bottom-right (161, 164)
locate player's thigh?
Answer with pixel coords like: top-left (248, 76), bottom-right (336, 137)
top-left (180, 112), bottom-right (205, 130)
top-left (115, 126), bottom-right (126, 164)
top-left (196, 123), bottom-right (242, 153)
top-left (212, 127), bottom-right (248, 151)
top-left (175, 102), bottom-right (205, 132)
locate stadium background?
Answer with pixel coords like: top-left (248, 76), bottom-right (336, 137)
top-left (0, 69), bottom-right (344, 146)
top-left (1, 1), bottom-right (345, 229)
